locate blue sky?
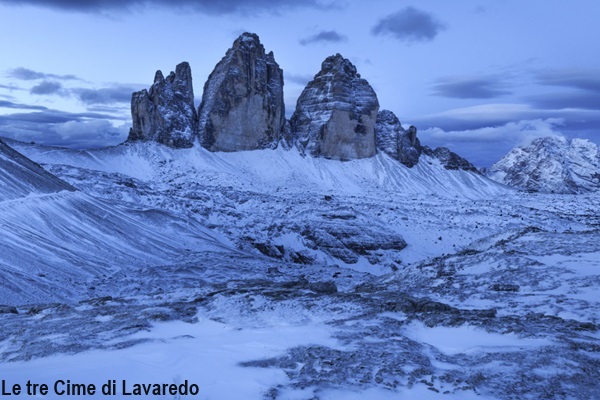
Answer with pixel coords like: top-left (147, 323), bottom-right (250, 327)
top-left (0, 0), bottom-right (599, 166)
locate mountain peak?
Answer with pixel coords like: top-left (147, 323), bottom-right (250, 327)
top-left (488, 136), bottom-right (600, 193)
top-left (234, 32), bottom-right (261, 46)
top-left (320, 53), bottom-right (360, 79)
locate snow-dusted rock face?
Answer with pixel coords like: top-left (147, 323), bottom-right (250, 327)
top-left (422, 146), bottom-right (478, 172)
top-left (128, 62), bottom-right (197, 148)
top-left (291, 54), bottom-right (379, 160)
top-left (198, 32), bottom-right (285, 152)
top-left (375, 110), bottom-right (421, 167)
top-left (488, 136), bottom-right (600, 193)
top-left (0, 139), bottom-right (75, 201)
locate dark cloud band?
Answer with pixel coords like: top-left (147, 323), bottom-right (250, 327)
top-left (0, 0), bottom-right (338, 14)
top-left (9, 67), bottom-right (79, 81)
top-left (75, 86), bottom-right (141, 105)
top-left (432, 76), bottom-right (512, 99)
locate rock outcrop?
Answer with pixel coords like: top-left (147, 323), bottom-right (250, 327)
top-left (198, 32), bottom-right (285, 152)
top-left (375, 110), bottom-right (421, 167)
top-left (487, 136), bottom-right (600, 193)
top-left (291, 54), bottom-right (379, 160)
top-left (128, 62), bottom-right (197, 148)
top-left (422, 146), bottom-right (478, 172)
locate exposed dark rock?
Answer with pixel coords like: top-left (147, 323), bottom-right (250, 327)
top-left (0, 305), bottom-right (18, 314)
top-left (297, 214), bottom-right (406, 265)
top-left (291, 54), bottom-right (379, 160)
top-left (308, 281), bottom-right (338, 294)
top-left (198, 32), bottom-right (285, 151)
top-left (422, 146), bottom-right (479, 172)
top-left (375, 110), bottom-right (422, 167)
top-left (490, 283), bottom-right (520, 292)
top-left (128, 62), bottom-right (197, 148)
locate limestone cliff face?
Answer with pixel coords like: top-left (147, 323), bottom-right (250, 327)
top-left (128, 62), bottom-right (197, 148)
top-left (290, 54), bottom-right (379, 160)
top-left (375, 110), bottom-right (421, 167)
top-left (197, 32), bottom-right (285, 152)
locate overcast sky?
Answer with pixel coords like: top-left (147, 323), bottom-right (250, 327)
top-left (0, 0), bottom-right (599, 166)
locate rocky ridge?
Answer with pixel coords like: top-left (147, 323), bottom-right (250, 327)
top-left (423, 146), bottom-right (479, 172)
top-left (375, 110), bottom-right (421, 167)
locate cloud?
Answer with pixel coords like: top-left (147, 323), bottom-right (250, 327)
top-left (372, 7), bottom-right (445, 43)
top-left (431, 76), bottom-right (512, 99)
top-left (0, 109), bottom-right (129, 148)
top-left (420, 119), bottom-right (566, 167)
top-left (299, 30), bottom-right (347, 46)
top-left (0, 100), bottom-right (48, 110)
top-left (423, 118), bottom-right (565, 145)
top-left (30, 80), bottom-right (65, 96)
top-left (523, 69), bottom-right (600, 111)
top-left (0, 83), bottom-right (23, 91)
top-left (75, 86), bottom-right (140, 105)
top-left (52, 120), bottom-right (128, 148)
top-left (0, 0), bottom-right (339, 15)
top-left (412, 103), bottom-right (600, 133)
top-left (527, 91), bottom-right (600, 111)
top-left (9, 67), bottom-right (79, 81)
top-left (534, 69), bottom-right (600, 92)
top-left (0, 109), bottom-right (121, 125)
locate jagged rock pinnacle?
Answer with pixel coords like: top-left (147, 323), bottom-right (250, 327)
top-left (128, 61), bottom-right (197, 148)
top-left (197, 32), bottom-right (285, 152)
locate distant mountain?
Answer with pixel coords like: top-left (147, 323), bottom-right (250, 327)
top-left (487, 136), bottom-right (600, 193)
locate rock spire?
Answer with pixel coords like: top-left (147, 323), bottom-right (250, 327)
top-left (128, 62), bottom-right (197, 148)
top-left (197, 32), bottom-right (285, 151)
top-left (290, 54), bottom-right (379, 160)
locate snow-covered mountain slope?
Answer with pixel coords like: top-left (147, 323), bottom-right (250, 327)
top-left (0, 140), bottom-right (237, 304)
top-left (6, 138), bottom-right (507, 199)
top-left (0, 138), bottom-right (74, 201)
top-left (4, 139), bottom-right (512, 273)
top-left (487, 136), bottom-right (600, 193)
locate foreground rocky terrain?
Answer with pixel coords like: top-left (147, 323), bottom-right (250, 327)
top-left (0, 138), bottom-right (598, 400)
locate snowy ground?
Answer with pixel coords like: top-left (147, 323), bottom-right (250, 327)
top-left (1, 140), bottom-right (598, 399)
